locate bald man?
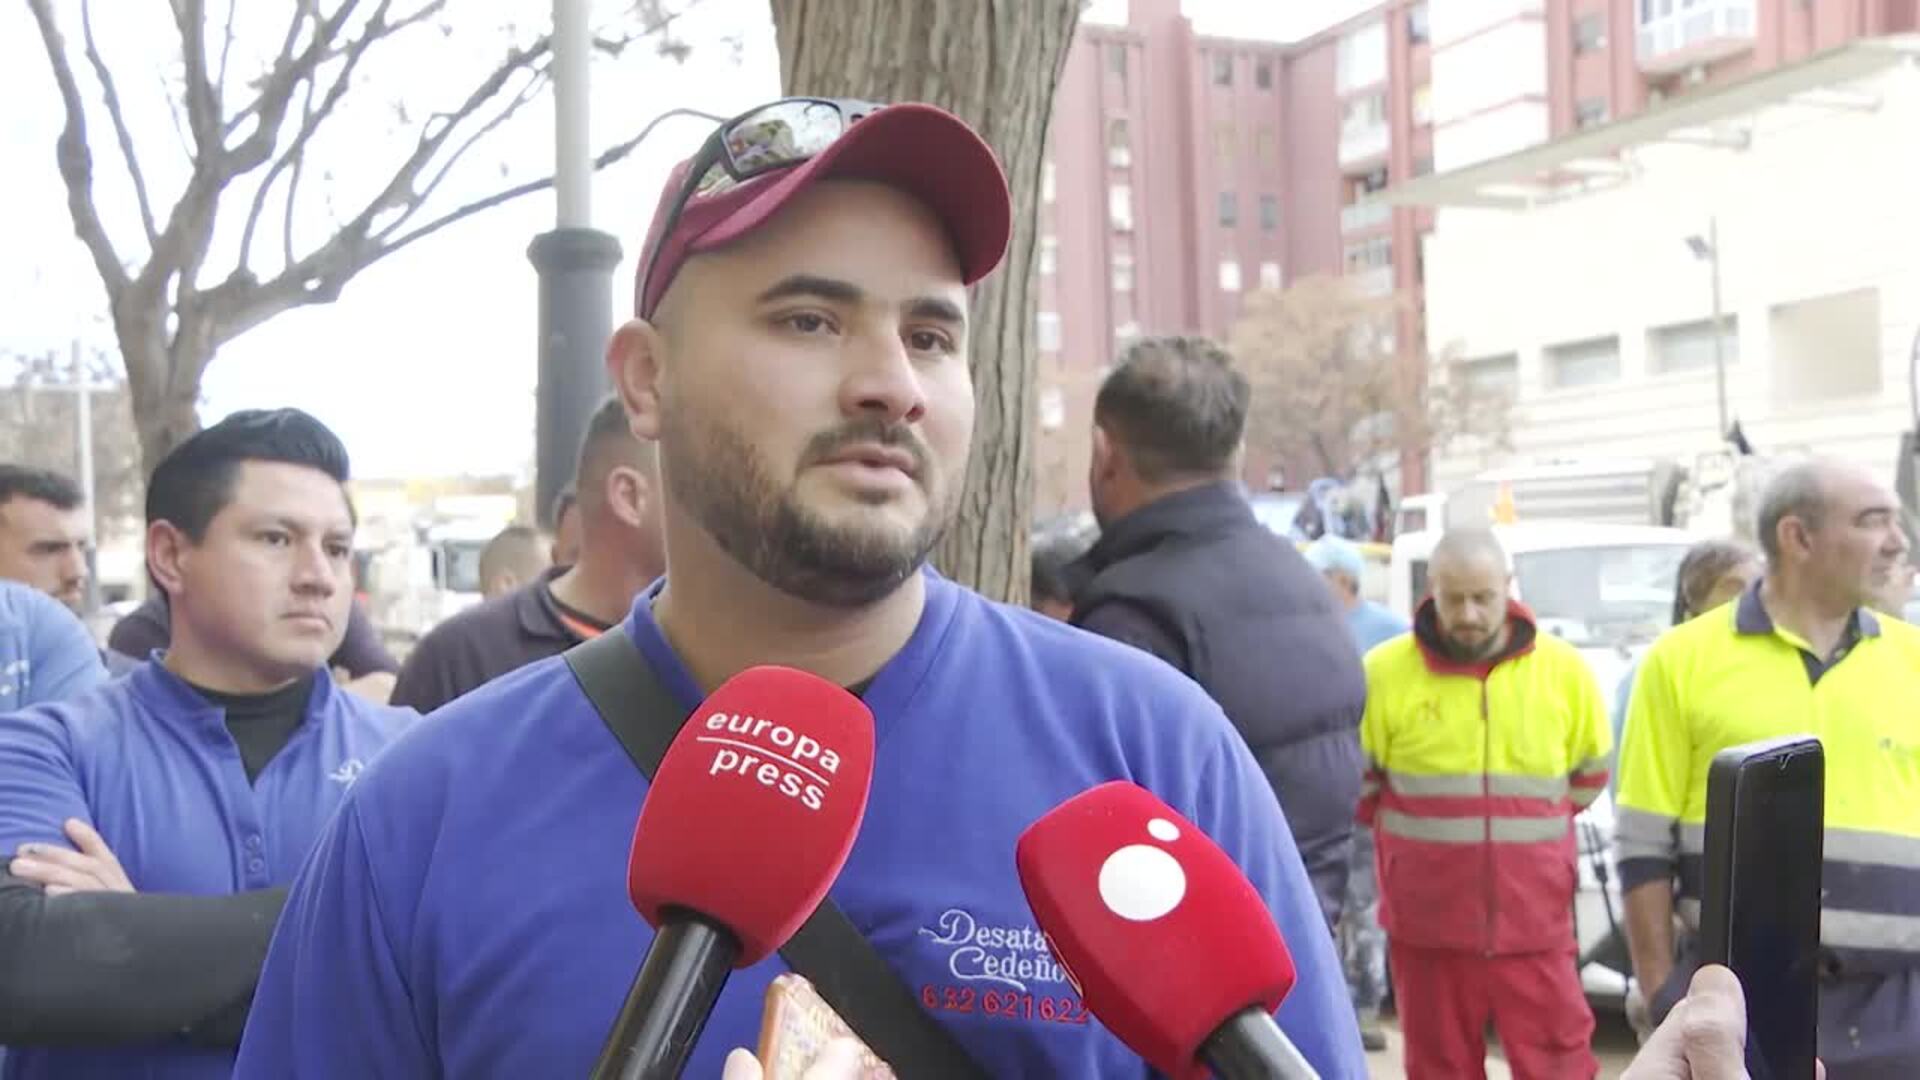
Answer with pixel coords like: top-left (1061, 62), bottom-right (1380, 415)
top-left (478, 525), bottom-right (550, 600)
top-left (1358, 529), bottom-right (1611, 1078)
top-left (1618, 459), bottom-right (1920, 1078)
top-left (392, 398), bottom-right (665, 712)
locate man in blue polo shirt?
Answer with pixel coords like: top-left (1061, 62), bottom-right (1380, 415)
top-left (235, 99), bottom-right (1364, 1078)
top-left (0, 409), bottom-right (413, 1079)
top-left (0, 580), bottom-right (106, 711)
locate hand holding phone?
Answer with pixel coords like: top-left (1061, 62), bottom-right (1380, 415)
top-left (1700, 735), bottom-right (1824, 1080)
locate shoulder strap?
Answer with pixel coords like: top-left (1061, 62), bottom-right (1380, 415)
top-left (563, 629), bottom-right (987, 1079)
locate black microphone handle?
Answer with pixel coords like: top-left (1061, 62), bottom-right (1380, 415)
top-left (590, 912), bottom-right (742, 1080)
top-left (1199, 1005), bottom-right (1320, 1080)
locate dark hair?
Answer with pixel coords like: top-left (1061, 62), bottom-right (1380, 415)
top-left (550, 485), bottom-right (578, 526)
top-left (1094, 336), bottom-right (1249, 483)
top-left (145, 408), bottom-right (351, 540)
top-left (1673, 537), bottom-right (1757, 623)
top-left (573, 397), bottom-right (654, 510)
top-left (1754, 461), bottom-right (1828, 563)
top-left (0, 465), bottom-right (83, 511)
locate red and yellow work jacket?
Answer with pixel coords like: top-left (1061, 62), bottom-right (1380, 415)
top-left (1358, 600), bottom-right (1612, 954)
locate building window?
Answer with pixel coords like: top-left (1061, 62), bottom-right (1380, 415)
top-left (1344, 235), bottom-right (1392, 271)
top-left (1218, 191), bottom-right (1239, 227)
top-left (1255, 127), bottom-right (1277, 165)
top-left (1462, 353), bottom-right (1520, 397)
top-left (1413, 83), bottom-right (1433, 126)
top-left (1575, 97), bottom-right (1609, 129)
top-left (1547, 336), bottom-right (1622, 388)
top-left (1039, 385), bottom-right (1065, 432)
top-left (1255, 58), bottom-right (1274, 90)
top-left (1109, 183), bottom-right (1133, 231)
top-left (1215, 122), bottom-right (1236, 165)
top-left (1408, 3), bottom-right (1430, 45)
top-left (1219, 260), bottom-right (1243, 293)
top-left (1259, 262), bottom-right (1283, 291)
top-left (1042, 161), bottom-right (1056, 203)
top-left (1343, 91), bottom-right (1388, 133)
top-left (1039, 235), bottom-right (1057, 276)
top-left (1037, 311), bottom-right (1062, 352)
top-left (1574, 13), bottom-right (1607, 53)
top-left (1111, 251), bottom-right (1134, 293)
top-left (1107, 43), bottom-right (1128, 85)
top-left (1213, 53), bottom-right (1234, 86)
top-left (1107, 117), bottom-right (1131, 168)
top-left (1651, 318), bottom-right (1739, 374)
top-left (1259, 194), bottom-right (1279, 231)
top-left (1337, 19), bottom-right (1388, 91)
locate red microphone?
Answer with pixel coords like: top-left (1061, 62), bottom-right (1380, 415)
top-left (590, 666), bottom-right (874, 1080)
top-left (1016, 781), bottom-right (1318, 1080)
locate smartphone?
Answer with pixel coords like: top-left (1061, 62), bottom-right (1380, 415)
top-left (1699, 735), bottom-right (1824, 1080)
top-left (755, 974), bottom-right (896, 1080)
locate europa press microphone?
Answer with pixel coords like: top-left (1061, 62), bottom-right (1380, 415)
top-left (1016, 781), bottom-right (1320, 1080)
top-left (589, 666), bottom-right (875, 1080)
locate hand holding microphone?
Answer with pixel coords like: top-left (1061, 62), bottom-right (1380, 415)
top-left (1016, 781), bottom-right (1319, 1080)
top-left (590, 667), bottom-right (875, 1080)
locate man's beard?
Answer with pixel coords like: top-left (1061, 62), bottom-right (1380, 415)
top-left (660, 403), bottom-right (952, 608)
top-left (1441, 626), bottom-right (1502, 661)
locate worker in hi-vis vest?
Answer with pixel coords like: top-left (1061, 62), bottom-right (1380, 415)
top-left (1359, 529), bottom-right (1610, 1080)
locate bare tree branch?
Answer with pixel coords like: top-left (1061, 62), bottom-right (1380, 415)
top-left (236, 6), bottom-right (388, 273)
top-left (224, 0), bottom-right (318, 139)
top-left (79, 0), bottom-right (160, 248)
top-left (173, 0), bottom-right (222, 154)
top-left (282, 79), bottom-right (319, 269)
top-left (223, 0), bottom-right (365, 175)
top-left (215, 0), bottom-right (239, 102)
top-left (24, 0), bottom-right (129, 297)
top-left (373, 112), bottom-right (659, 259)
top-left (379, 63), bottom-right (551, 242)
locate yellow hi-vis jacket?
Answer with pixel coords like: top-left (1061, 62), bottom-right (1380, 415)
top-left (1359, 600), bottom-right (1612, 954)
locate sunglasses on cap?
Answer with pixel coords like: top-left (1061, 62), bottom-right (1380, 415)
top-left (636, 96), bottom-right (885, 310)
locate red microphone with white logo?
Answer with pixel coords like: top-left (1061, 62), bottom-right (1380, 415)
top-left (590, 666), bottom-right (874, 1080)
top-left (1016, 781), bottom-right (1318, 1080)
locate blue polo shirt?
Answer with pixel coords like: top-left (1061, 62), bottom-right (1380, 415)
top-left (235, 570), bottom-right (1366, 1078)
top-left (0, 660), bottom-right (414, 1079)
top-left (0, 582), bottom-right (106, 710)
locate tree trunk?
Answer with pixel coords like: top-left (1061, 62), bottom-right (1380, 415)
top-left (114, 299), bottom-right (207, 475)
top-left (769, 0), bottom-right (1079, 605)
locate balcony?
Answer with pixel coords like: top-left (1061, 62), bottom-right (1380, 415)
top-left (1638, 0), bottom-right (1755, 75)
top-left (1341, 200), bottom-right (1392, 233)
top-left (1339, 122), bottom-right (1390, 166)
top-left (1349, 265), bottom-right (1395, 298)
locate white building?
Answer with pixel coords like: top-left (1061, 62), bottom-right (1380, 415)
top-left (1389, 34), bottom-right (1920, 495)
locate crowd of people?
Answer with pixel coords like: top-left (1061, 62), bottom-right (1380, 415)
top-left (0, 95), bottom-right (1907, 1080)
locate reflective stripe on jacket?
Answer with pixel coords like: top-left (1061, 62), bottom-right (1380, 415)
top-left (1359, 599), bottom-right (1612, 953)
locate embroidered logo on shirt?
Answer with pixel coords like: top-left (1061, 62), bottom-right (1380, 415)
top-left (916, 907), bottom-right (1089, 1025)
top-left (327, 759), bottom-right (366, 786)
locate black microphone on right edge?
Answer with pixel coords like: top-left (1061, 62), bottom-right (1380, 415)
top-left (1016, 781), bottom-right (1321, 1080)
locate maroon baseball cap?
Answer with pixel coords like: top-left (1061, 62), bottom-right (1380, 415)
top-left (633, 102), bottom-right (1012, 320)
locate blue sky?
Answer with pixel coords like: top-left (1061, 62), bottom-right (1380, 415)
top-left (0, 0), bottom-right (1367, 480)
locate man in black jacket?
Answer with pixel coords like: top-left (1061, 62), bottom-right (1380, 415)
top-left (1070, 335), bottom-right (1365, 926)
